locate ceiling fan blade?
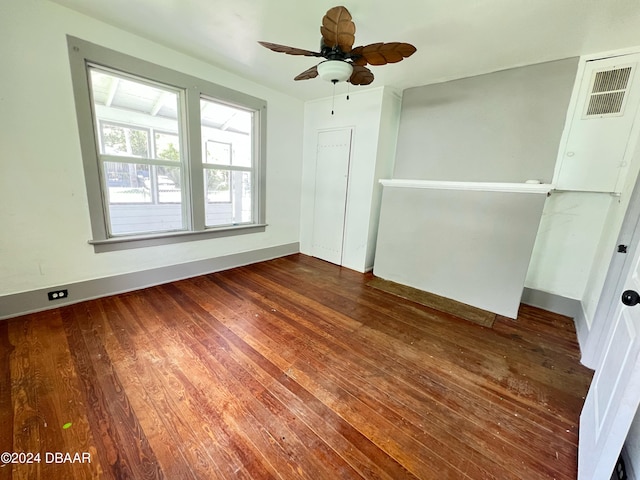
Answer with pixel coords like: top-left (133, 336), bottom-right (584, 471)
top-left (320, 6), bottom-right (356, 53)
top-left (294, 65), bottom-right (319, 81)
top-left (258, 41), bottom-right (321, 57)
top-left (349, 65), bottom-right (374, 85)
top-left (350, 42), bottom-right (417, 66)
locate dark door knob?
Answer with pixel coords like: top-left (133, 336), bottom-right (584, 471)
top-left (622, 290), bottom-right (640, 306)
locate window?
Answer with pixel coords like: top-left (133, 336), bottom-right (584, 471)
top-left (67, 36), bottom-right (266, 251)
top-left (200, 98), bottom-right (254, 226)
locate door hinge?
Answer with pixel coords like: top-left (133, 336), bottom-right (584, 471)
top-left (618, 244), bottom-right (628, 253)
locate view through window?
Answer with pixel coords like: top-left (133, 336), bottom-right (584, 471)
top-left (68, 35), bottom-right (266, 250)
top-left (90, 68), bottom-right (185, 235)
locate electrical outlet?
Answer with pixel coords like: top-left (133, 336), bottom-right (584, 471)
top-left (47, 289), bottom-right (68, 301)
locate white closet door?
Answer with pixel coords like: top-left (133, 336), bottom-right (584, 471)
top-left (311, 128), bottom-right (353, 265)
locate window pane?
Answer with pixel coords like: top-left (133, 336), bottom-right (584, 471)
top-left (155, 132), bottom-right (181, 162)
top-left (101, 123), bottom-right (149, 157)
top-left (200, 98), bottom-right (252, 168)
top-left (205, 170), bottom-right (252, 227)
top-left (205, 140), bottom-right (231, 165)
top-left (105, 162), bottom-right (184, 236)
top-left (90, 67), bottom-right (185, 236)
top-left (109, 202), bottom-right (184, 236)
top-left (205, 169), bottom-right (230, 203)
top-left (90, 67), bottom-right (181, 159)
top-left (104, 162), bottom-right (151, 203)
top-left (157, 166), bottom-right (182, 203)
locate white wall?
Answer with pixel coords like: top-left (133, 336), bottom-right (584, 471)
top-left (300, 87), bottom-right (400, 272)
top-left (525, 51), bottom-right (640, 327)
top-left (374, 59), bottom-right (579, 316)
top-left (530, 50), bottom-right (640, 359)
top-left (375, 187), bottom-right (547, 318)
top-left (393, 58), bottom-right (578, 182)
top-left (365, 89), bottom-right (402, 269)
top-left (525, 193), bottom-right (613, 300)
top-left (0, 0), bottom-right (304, 296)
top-left (386, 58), bottom-right (632, 319)
top-left (582, 138), bottom-right (640, 323)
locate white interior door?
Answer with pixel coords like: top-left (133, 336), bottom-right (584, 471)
top-left (311, 128), bottom-right (353, 265)
top-left (579, 215), bottom-right (640, 479)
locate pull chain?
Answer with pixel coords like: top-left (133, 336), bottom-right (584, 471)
top-left (331, 80), bottom-right (337, 115)
top-left (346, 82), bottom-right (350, 101)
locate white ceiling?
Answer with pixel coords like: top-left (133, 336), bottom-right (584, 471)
top-left (51, 0), bottom-right (640, 100)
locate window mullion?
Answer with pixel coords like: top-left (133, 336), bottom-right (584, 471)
top-left (204, 164), bottom-right (253, 173)
top-left (100, 154), bottom-right (181, 168)
top-left (185, 88), bottom-right (205, 231)
top-left (254, 105), bottom-right (266, 226)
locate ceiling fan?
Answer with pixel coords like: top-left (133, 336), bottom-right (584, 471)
top-left (258, 5), bottom-right (416, 86)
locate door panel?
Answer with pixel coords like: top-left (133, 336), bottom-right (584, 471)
top-left (579, 225), bottom-right (640, 479)
top-left (594, 312), bottom-right (637, 440)
top-left (311, 128), bottom-right (353, 265)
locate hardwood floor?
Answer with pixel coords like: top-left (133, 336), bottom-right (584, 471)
top-left (0, 254), bottom-right (592, 479)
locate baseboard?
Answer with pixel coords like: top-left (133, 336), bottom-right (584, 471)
top-left (0, 242), bottom-right (299, 320)
top-left (521, 287), bottom-right (582, 319)
top-left (521, 288), bottom-right (595, 366)
top-left (573, 301), bottom-right (593, 366)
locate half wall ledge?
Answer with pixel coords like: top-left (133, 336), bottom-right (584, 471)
top-left (379, 179), bottom-right (554, 195)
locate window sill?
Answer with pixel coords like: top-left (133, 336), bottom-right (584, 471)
top-left (89, 224), bottom-right (267, 253)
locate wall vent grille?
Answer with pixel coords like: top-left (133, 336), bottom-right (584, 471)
top-left (584, 66), bottom-right (633, 118)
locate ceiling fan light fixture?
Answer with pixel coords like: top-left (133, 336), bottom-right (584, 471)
top-left (317, 60), bottom-right (353, 83)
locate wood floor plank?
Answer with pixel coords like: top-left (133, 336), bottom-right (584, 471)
top-left (152, 282), bottom-right (397, 479)
top-left (203, 270), bottom-right (499, 478)
top-left (170, 279), bottom-right (418, 480)
top-left (27, 311), bottom-right (99, 480)
top-left (213, 263), bottom-right (580, 480)
top-left (98, 296), bottom-right (206, 480)
top-left (0, 318), bottom-right (14, 474)
top-left (0, 254), bottom-right (592, 479)
top-left (9, 316), bottom-right (45, 480)
top-left (128, 289), bottom-right (325, 479)
top-left (181, 280), bottom-right (413, 480)
top-left (235, 256), bottom-right (584, 474)
top-left (61, 303), bottom-right (163, 480)
top-left (248, 257), bottom-right (589, 426)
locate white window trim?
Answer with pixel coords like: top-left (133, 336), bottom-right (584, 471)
top-left (67, 36), bottom-right (267, 252)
